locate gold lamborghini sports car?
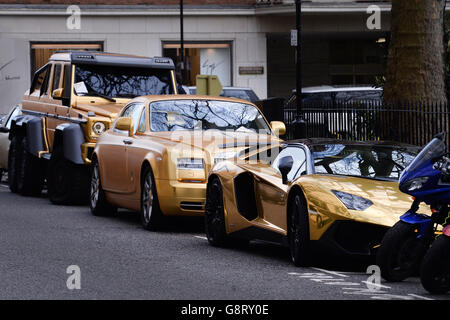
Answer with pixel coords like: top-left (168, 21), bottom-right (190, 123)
top-left (204, 139), bottom-right (431, 266)
top-left (90, 95), bottom-right (284, 230)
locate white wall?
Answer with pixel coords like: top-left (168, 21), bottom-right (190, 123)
top-left (0, 6), bottom-right (392, 113)
top-left (0, 12), bottom-right (269, 114)
top-left (0, 38), bottom-right (29, 114)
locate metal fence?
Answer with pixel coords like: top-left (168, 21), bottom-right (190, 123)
top-left (283, 100), bottom-right (450, 147)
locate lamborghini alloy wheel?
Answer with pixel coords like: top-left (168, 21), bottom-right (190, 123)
top-left (289, 193), bottom-right (312, 267)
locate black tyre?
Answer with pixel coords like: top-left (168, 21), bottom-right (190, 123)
top-left (420, 235), bottom-right (450, 294)
top-left (140, 166), bottom-right (163, 230)
top-left (8, 135), bottom-right (21, 193)
top-left (16, 136), bottom-right (44, 196)
top-left (204, 176), bottom-right (231, 247)
top-left (47, 147), bottom-right (89, 205)
top-left (90, 159), bottom-right (116, 216)
top-left (377, 221), bottom-right (428, 282)
top-left (288, 193), bottom-right (312, 267)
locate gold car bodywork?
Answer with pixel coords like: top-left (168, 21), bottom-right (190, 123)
top-left (20, 52), bottom-right (177, 164)
top-left (94, 95), bottom-right (283, 216)
top-left (210, 147), bottom-right (431, 252)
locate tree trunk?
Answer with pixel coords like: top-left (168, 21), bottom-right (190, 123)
top-left (384, 0), bottom-right (447, 103)
top-left (381, 0), bottom-right (448, 146)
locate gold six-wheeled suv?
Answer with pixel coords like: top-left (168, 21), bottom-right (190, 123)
top-left (7, 51), bottom-right (177, 204)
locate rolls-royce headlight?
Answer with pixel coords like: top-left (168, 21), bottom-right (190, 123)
top-left (177, 158), bottom-right (204, 170)
top-left (214, 152), bottom-right (237, 164)
top-left (332, 190), bottom-right (373, 211)
top-left (92, 122), bottom-right (107, 135)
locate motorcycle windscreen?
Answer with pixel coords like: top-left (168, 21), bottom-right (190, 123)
top-left (404, 138), bottom-right (446, 173)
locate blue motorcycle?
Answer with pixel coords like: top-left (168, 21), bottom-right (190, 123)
top-left (377, 133), bottom-right (450, 282)
top-left (420, 224), bottom-right (450, 294)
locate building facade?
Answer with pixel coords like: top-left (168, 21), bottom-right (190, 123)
top-left (0, 0), bottom-right (415, 113)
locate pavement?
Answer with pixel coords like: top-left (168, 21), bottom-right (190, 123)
top-left (0, 178), bottom-right (449, 301)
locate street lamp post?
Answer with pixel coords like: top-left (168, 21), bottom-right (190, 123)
top-left (293, 0), bottom-right (305, 138)
top-left (295, 0), bottom-right (302, 115)
top-left (180, 0), bottom-right (184, 85)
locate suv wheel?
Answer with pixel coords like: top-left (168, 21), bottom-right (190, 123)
top-left (16, 136), bottom-right (44, 196)
top-left (8, 135), bottom-right (21, 193)
top-left (48, 147), bottom-right (89, 205)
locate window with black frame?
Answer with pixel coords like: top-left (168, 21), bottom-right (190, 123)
top-left (74, 64), bottom-right (175, 99)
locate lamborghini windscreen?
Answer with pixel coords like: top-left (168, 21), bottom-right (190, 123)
top-left (149, 99), bottom-right (271, 134)
top-left (312, 144), bottom-right (421, 181)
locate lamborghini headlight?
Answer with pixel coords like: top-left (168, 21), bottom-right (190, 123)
top-left (403, 177), bottom-right (429, 192)
top-left (92, 121), bottom-right (107, 135)
top-left (332, 190), bottom-right (373, 211)
top-left (177, 158), bottom-right (204, 170)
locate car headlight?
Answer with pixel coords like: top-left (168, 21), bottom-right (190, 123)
top-left (92, 121), bottom-right (107, 135)
top-left (332, 190), bottom-right (373, 211)
top-left (403, 177), bottom-right (429, 192)
top-left (177, 158), bottom-right (204, 170)
top-left (214, 152), bottom-right (237, 164)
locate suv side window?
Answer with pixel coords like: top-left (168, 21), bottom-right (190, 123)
top-left (40, 65), bottom-right (51, 97)
top-left (303, 92), bottom-right (333, 104)
top-left (62, 64), bottom-right (71, 100)
top-left (335, 90), bottom-right (382, 102)
top-left (52, 64), bottom-right (62, 95)
top-left (30, 65), bottom-right (50, 97)
top-left (115, 102), bottom-right (144, 135)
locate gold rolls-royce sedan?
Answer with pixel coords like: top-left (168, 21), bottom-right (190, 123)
top-left (90, 95), bottom-right (285, 230)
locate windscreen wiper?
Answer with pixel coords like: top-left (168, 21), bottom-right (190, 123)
top-left (84, 91), bottom-right (116, 103)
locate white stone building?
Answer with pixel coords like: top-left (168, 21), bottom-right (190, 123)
top-left (0, 0), bottom-right (419, 113)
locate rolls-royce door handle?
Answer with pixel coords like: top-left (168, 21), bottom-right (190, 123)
top-left (123, 139), bottom-right (133, 145)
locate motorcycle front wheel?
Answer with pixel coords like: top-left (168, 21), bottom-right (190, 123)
top-left (420, 235), bottom-right (450, 294)
top-left (376, 221), bottom-right (428, 282)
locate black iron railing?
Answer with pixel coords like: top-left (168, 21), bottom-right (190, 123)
top-left (283, 100), bottom-right (450, 147)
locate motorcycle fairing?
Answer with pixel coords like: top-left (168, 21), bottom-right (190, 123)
top-left (400, 211), bottom-right (432, 238)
